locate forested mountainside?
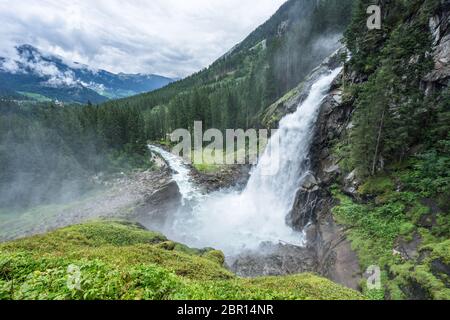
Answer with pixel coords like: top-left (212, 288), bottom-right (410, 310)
top-left (103, 0), bottom-right (353, 138)
top-left (0, 101), bottom-right (149, 208)
top-left (335, 0), bottom-right (449, 299)
top-left (262, 0), bottom-right (449, 299)
top-left (0, 45), bottom-right (174, 104)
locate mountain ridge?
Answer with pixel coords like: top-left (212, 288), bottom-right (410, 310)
top-left (0, 44), bottom-right (174, 104)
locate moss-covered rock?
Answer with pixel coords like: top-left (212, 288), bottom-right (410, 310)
top-left (357, 176), bottom-right (395, 197)
top-left (332, 184), bottom-right (450, 300)
top-left (202, 250), bottom-right (225, 266)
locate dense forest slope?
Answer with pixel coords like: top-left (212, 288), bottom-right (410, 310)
top-left (0, 101), bottom-right (150, 209)
top-left (269, 0), bottom-right (449, 300)
top-left (335, 0), bottom-right (449, 300)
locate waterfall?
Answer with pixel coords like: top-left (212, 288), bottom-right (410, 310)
top-left (151, 67), bottom-right (342, 255)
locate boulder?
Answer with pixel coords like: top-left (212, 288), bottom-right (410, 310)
top-left (132, 180), bottom-right (182, 229)
top-left (301, 172), bottom-right (319, 190)
top-left (230, 242), bottom-right (318, 277)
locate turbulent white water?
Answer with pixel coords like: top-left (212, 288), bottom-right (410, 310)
top-left (149, 145), bottom-right (204, 205)
top-left (151, 67), bottom-right (342, 255)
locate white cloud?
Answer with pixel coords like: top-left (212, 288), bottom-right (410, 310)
top-left (0, 57), bottom-right (20, 73)
top-left (0, 0), bottom-right (286, 78)
top-left (0, 47), bottom-right (83, 88)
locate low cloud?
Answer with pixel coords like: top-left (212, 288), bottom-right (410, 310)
top-left (0, 47), bottom-right (81, 88)
top-left (0, 0), bottom-right (286, 78)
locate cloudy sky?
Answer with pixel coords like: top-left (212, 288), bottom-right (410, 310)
top-left (0, 0), bottom-right (286, 78)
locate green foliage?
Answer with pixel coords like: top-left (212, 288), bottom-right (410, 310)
top-left (387, 240), bottom-right (450, 300)
top-left (358, 176), bottom-right (395, 196)
top-left (400, 150), bottom-right (450, 202)
top-left (202, 250), bottom-right (226, 266)
top-left (345, 0), bottom-right (441, 176)
top-left (0, 101), bottom-right (151, 209)
top-left (0, 221), bottom-right (364, 300)
top-left (337, 0), bottom-right (449, 299)
top-left (332, 171), bottom-right (449, 299)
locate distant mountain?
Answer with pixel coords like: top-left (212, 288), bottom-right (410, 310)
top-left (0, 45), bottom-right (174, 104)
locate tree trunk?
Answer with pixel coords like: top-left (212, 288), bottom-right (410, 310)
top-left (372, 108), bottom-right (386, 176)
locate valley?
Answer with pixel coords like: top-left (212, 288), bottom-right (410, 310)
top-left (0, 0), bottom-right (449, 301)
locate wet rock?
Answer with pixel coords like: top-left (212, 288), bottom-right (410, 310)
top-left (400, 280), bottom-right (432, 300)
top-left (430, 259), bottom-right (450, 286)
top-left (324, 164), bottom-right (340, 175)
top-left (132, 180), bottom-right (182, 229)
top-left (288, 187), bottom-right (321, 230)
top-left (284, 68), bottom-right (362, 290)
top-left (394, 233), bottom-right (423, 261)
top-left (307, 207), bottom-right (362, 291)
top-left (230, 242), bottom-right (318, 277)
top-left (301, 172), bottom-right (319, 190)
top-left (190, 165), bottom-right (251, 193)
top-left (342, 170), bottom-right (360, 198)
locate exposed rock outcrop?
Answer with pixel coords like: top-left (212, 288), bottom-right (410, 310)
top-left (424, 1), bottom-right (450, 91)
top-left (132, 179), bottom-right (182, 229)
top-left (230, 242), bottom-right (318, 277)
top-left (190, 165), bottom-right (251, 193)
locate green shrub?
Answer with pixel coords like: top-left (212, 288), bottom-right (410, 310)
top-left (358, 176), bottom-right (395, 196)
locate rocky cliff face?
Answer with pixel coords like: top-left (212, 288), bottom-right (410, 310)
top-left (424, 1), bottom-right (450, 90)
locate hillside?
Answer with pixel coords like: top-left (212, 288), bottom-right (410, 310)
top-left (334, 0), bottom-right (449, 300)
top-left (0, 220), bottom-right (363, 300)
top-left (0, 45), bottom-right (174, 104)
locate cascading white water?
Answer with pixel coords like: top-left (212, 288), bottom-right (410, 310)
top-left (149, 145), bottom-right (204, 204)
top-left (152, 67), bottom-right (342, 255)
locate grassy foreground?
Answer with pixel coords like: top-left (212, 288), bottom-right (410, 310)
top-left (0, 220), bottom-right (364, 300)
